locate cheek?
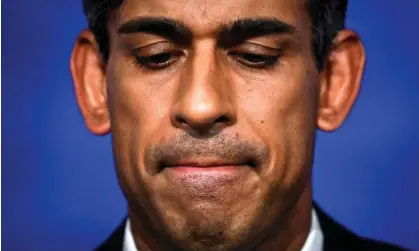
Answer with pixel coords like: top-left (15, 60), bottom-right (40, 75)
top-left (106, 60), bottom-right (175, 194)
top-left (240, 66), bottom-right (318, 137)
top-left (239, 65), bottom-right (319, 187)
top-left (107, 58), bottom-right (175, 142)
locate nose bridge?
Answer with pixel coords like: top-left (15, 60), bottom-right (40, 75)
top-left (171, 39), bottom-right (235, 134)
top-left (189, 40), bottom-right (223, 105)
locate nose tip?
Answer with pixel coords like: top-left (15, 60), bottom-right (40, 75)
top-left (172, 103), bottom-right (235, 136)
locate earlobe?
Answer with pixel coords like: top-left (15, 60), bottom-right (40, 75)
top-left (70, 29), bottom-right (111, 135)
top-left (317, 29), bottom-right (366, 132)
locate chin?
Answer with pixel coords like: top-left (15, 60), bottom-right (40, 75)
top-left (168, 228), bottom-right (250, 251)
top-left (153, 197), bottom-right (269, 251)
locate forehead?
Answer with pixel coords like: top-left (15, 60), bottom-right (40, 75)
top-left (114, 0), bottom-right (309, 35)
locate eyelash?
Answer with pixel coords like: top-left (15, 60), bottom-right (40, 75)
top-left (133, 52), bottom-right (180, 70)
top-left (228, 52), bottom-right (281, 69)
top-left (131, 51), bottom-right (281, 70)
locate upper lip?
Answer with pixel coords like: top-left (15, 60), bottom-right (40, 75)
top-left (162, 157), bottom-right (249, 168)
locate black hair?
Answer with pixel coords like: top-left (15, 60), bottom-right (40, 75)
top-left (82, 0), bottom-right (348, 70)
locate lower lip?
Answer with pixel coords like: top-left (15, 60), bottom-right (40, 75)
top-left (164, 165), bottom-right (247, 190)
top-left (170, 165), bottom-right (243, 173)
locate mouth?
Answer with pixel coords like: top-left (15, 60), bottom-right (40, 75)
top-left (161, 157), bottom-right (255, 171)
top-left (160, 157), bottom-right (253, 192)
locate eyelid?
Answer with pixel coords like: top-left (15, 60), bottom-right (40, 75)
top-left (132, 41), bottom-right (178, 56)
top-left (233, 41), bottom-right (284, 53)
top-left (131, 45), bottom-right (184, 71)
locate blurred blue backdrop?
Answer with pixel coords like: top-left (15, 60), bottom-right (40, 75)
top-left (2, 1), bottom-right (419, 250)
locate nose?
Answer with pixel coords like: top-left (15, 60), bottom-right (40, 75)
top-left (171, 47), bottom-right (236, 137)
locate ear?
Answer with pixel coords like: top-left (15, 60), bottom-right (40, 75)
top-left (70, 29), bottom-right (111, 135)
top-left (317, 29), bottom-right (366, 132)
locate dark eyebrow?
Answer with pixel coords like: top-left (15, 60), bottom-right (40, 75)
top-left (117, 17), bottom-right (296, 46)
top-left (117, 17), bottom-right (192, 44)
top-left (219, 18), bottom-right (297, 47)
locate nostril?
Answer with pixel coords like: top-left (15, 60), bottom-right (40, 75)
top-left (214, 115), bottom-right (230, 124)
top-left (177, 117), bottom-right (188, 125)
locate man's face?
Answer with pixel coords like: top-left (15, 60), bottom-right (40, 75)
top-left (104, 0), bottom-right (318, 249)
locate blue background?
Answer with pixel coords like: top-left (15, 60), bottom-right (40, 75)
top-left (2, 1), bottom-right (419, 250)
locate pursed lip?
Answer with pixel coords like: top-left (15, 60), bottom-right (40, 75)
top-left (159, 156), bottom-right (257, 191)
top-left (161, 157), bottom-right (251, 169)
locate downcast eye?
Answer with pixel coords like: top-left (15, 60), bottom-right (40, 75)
top-left (134, 52), bottom-right (180, 69)
top-left (229, 52), bottom-right (279, 68)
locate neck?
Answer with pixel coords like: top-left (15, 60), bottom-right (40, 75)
top-left (255, 182), bottom-right (313, 251)
top-left (128, 206), bottom-right (166, 251)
